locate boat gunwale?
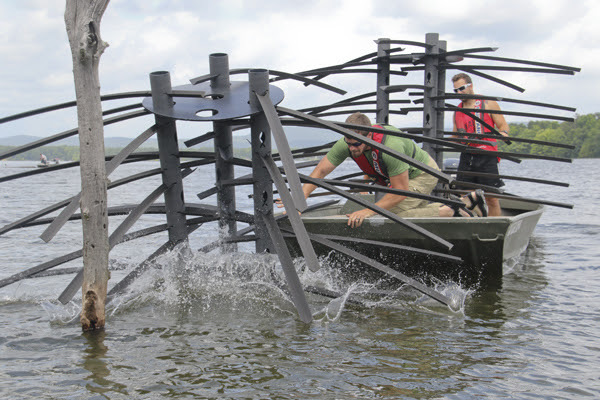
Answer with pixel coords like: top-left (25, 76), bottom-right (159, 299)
top-left (298, 198), bottom-right (544, 225)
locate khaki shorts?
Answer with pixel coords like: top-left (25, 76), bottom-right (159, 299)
top-left (388, 156), bottom-right (441, 217)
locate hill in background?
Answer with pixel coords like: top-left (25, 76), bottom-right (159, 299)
top-left (0, 135), bottom-right (155, 148)
top-left (0, 125), bottom-right (340, 151)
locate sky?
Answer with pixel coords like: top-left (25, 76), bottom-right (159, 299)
top-left (0, 0), bottom-right (598, 141)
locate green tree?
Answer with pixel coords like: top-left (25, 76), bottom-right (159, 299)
top-left (578, 130), bottom-right (600, 158)
top-left (531, 128), bottom-right (571, 158)
top-left (497, 113), bottom-right (600, 159)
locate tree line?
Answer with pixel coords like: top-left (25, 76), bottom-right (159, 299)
top-left (2, 113), bottom-right (599, 162)
top-left (498, 113), bottom-right (600, 158)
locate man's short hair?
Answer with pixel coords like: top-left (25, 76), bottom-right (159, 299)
top-left (345, 112), bottom-right (372, 136)
top-left (452, 73), bottom-right (472, 84)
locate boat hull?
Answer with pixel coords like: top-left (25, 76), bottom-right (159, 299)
top-left (284, 196), bottom-right (544, 287)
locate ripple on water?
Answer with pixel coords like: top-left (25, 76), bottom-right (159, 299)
top-left (2, 159), bottom-right (600, 398)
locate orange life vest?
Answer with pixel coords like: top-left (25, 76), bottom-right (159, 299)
top-left (350, 124), bottom-right (418, 186)
top-left (351, 127), bottom-right (389, 186)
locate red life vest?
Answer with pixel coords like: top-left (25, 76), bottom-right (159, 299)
top-left (351, 125), bottom-right (389, 186)
top-left (454, 100), bottom-right (498, 152)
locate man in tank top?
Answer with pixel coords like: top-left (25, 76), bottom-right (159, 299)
top-left (452, 73), bottom-right (510, 216)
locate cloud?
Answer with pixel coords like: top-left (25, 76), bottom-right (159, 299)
top-left (0, 0), bottom-right (595, 139)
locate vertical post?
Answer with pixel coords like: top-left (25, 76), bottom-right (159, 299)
top-left (210, 53), bottom-right (237, 251)
top-left (421, 33), bottom-right (442, 166)
top-left (436, 40), bottom-right (447, 163)
top-left (375, 38), bottom-right (391, 125)
top-left (248, 69), bottom-right (274, 253)
top-left (65, 0), bottom-right (110, 331)
top-left (149, 71), bottom-right (188, 245)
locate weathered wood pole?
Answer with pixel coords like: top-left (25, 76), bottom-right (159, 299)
top-left (64, 0), bottom-right (110, 331)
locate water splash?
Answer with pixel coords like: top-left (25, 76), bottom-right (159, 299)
top-left (312, 281), bottom-right (378, 322)
top-left (41, 300), bottom-right (81, 325)
top-left (425, 279), bottom-right (472, 315)
top-left (39, 246), bottom-right (473, 323)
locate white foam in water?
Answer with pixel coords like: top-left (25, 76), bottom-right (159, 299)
top-left (435, 281), bottom-right (473, 314)
top-left (404, 276), bottom-right (473, 314)
top-left (41, 300), bottom-right (81, 325)
top-left (107, 247), bottom-right (297, 317)
top-left (312, 281), bottom-right (377, 322)
top-left (45, 243), bottom-right (472, 322)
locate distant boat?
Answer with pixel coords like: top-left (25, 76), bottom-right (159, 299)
top-left (37, 158), bottom-right (60, 168)
top-left (443, 157), bottom-right (459, 170)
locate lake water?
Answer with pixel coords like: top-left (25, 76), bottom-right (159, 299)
top-left (0, 158), bottom-right (599, 399)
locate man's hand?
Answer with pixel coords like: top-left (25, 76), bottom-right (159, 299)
top-left (275, 198), bottom-right (303, 216)
top-left (345, 209), bottom-right (374, 228)
top-left (497, 130), bottom-right (511, 145)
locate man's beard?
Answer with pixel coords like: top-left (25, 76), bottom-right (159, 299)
top-left (350, 148), bottom-right (363, 158)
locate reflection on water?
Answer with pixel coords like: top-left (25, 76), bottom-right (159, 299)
top-left (81, 330), bottom-right (128, 397)
top-left (467, 236), bottom-right (549, 324)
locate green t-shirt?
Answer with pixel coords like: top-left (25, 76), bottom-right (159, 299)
top-left (326, 125), bottom-right (431, 179)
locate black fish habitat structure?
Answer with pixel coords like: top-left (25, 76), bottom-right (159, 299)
top-left (0, 33), bottom-right (580, 327)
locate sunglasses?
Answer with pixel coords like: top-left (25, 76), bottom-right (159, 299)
top-left (454, 83), bottom-right (472, 93)
top-left (345, 140), bottom-right (362, 147)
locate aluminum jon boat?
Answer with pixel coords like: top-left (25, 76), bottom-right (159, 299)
top-left (285, 194), bottom-right (544, 287)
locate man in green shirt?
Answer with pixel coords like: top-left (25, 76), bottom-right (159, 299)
top-left (299, 112), bottom-right (487, 228)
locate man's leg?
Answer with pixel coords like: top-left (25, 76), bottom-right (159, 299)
top-left (457, 154), bottom-right (503, 217)
top-left (475, 155), bottom-right (503, 217)
top-left (389, 157), bottom-right (440, 216)
top-left (486, 196), bottom-right (502, 217)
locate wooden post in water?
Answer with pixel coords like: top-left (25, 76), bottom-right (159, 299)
top-left (64, 0), bottom-right (110, 331)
